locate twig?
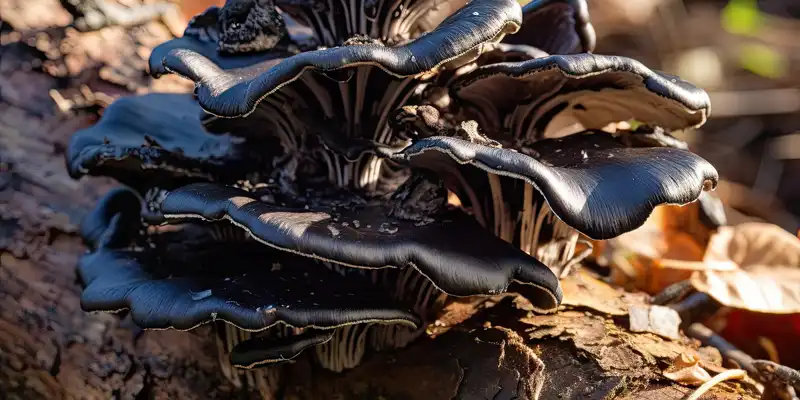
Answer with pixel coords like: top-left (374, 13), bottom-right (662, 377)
top-left (670, 293), bottom-right (721, 324)
top-left (686, 323), bottom-right (798, 400)
top-left (651, 280), bottom-right (694, 305)
top-left (753, 360), bottom-right (800, 392)
top-left (758, 337), bottom-right (781, 364)
top-left (559, 240), bottom-right (593, 279)
top-left (753, 145), bottom-right (784, 199)
top-left (769, 133), bottom-right (800, 161)
top-left (685, 369), bottom-right (747, 400)
top-left (685, 323), bottom-right (757, 374)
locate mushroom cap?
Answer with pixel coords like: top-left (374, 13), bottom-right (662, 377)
top-left (504, 0), bottom-right (596, 54)
top-left (450, 53), bottom-right (712, 139)
top-left (149, 0), bottom-right (522, 118)
top-left (79, 187), bottom-right (142, 249)
top-left (78, 187), bottom-right (422, 332)
top-left (480, 43), bottom-right (552, 63)
top-left (143, 181), bottom-right (562, 312)
top-left (66, 93), bottom-right (258, 188)
top-left (394, 131), bottom-right (719, 240)
top-left (79, 248), bottom-right (421, 331)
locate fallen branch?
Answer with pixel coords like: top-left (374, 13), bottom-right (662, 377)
top-left (686, 369), bottom-right (747, 400)
top-left (686, 323), bottom-right (799, 400)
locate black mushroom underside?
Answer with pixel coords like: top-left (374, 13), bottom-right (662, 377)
top-left (79, 188), bottom-right (421, 333)
top-left (449, 54), bottom-right (712, 140)
top-left (274, 0), bottom-right (515, 48)
top-left (229, 330), bottom-right (335, 368)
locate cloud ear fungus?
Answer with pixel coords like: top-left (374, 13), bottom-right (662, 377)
top-left (79, 188), bottom-right (420, 326)
top-left (79, 187), bottom-right (426, 376)
top-left (79, 242), bottom-right (421, 332)
top-left (78, 189), bottom-right (472, 391)
top-left (504, 0), bottom-right (596, 54)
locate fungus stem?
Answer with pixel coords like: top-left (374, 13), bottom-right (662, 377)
top-left (488, 174), bottom-right (515, 243)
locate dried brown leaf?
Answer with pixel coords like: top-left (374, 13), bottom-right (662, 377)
top-left (686, 369), bottom-right (748, 400)
top-left (598, 203), bottom-right (800, 315)
top-left (703, 223), bottom-right (800, 269)
top-left (663, 353), bottom-right (713, 386)
top-left (596, 203), bottom-right (710, 293)
top-left (691, 266), bottom-right (800, 313)
top-left (691, 223), bottom-right (800, 313)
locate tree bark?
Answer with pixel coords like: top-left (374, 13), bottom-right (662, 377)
top-left (0, 1), bottom-right (763, 399)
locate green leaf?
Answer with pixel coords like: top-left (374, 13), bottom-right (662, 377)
top-left (721, 0), bottom-right (763, 35)
top-left (739, 43), bottom-right (787, 79)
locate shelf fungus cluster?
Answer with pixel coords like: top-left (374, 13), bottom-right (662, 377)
top-left (66, 0), bottom-right (720, 397)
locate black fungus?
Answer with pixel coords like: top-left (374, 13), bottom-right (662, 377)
top-left (66, 0), bottom-right (720, 396)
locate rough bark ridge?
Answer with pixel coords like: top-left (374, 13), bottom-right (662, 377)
top-left (0, 1), bottom-right (762, 399)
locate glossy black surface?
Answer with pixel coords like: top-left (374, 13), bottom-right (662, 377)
top-left (66, 93), bottom-right (257, 188)
top-left (144, 182), bottom-right (561, 310)
top-left (78, 188), bottom-right (421, 331)
top-left (504, 0), bottom-right (596, 54)
top-left (230, 330), bottom-right (335, 368)
top-left (149, 0), bottom-right (522, 117)
top-left (65, 0), bottom-right (725, 356)
top-left (397, 132), bottom-right (719, 240)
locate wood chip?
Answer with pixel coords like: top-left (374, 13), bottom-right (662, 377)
top-left (629, 305), bottom-right (682, 340)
